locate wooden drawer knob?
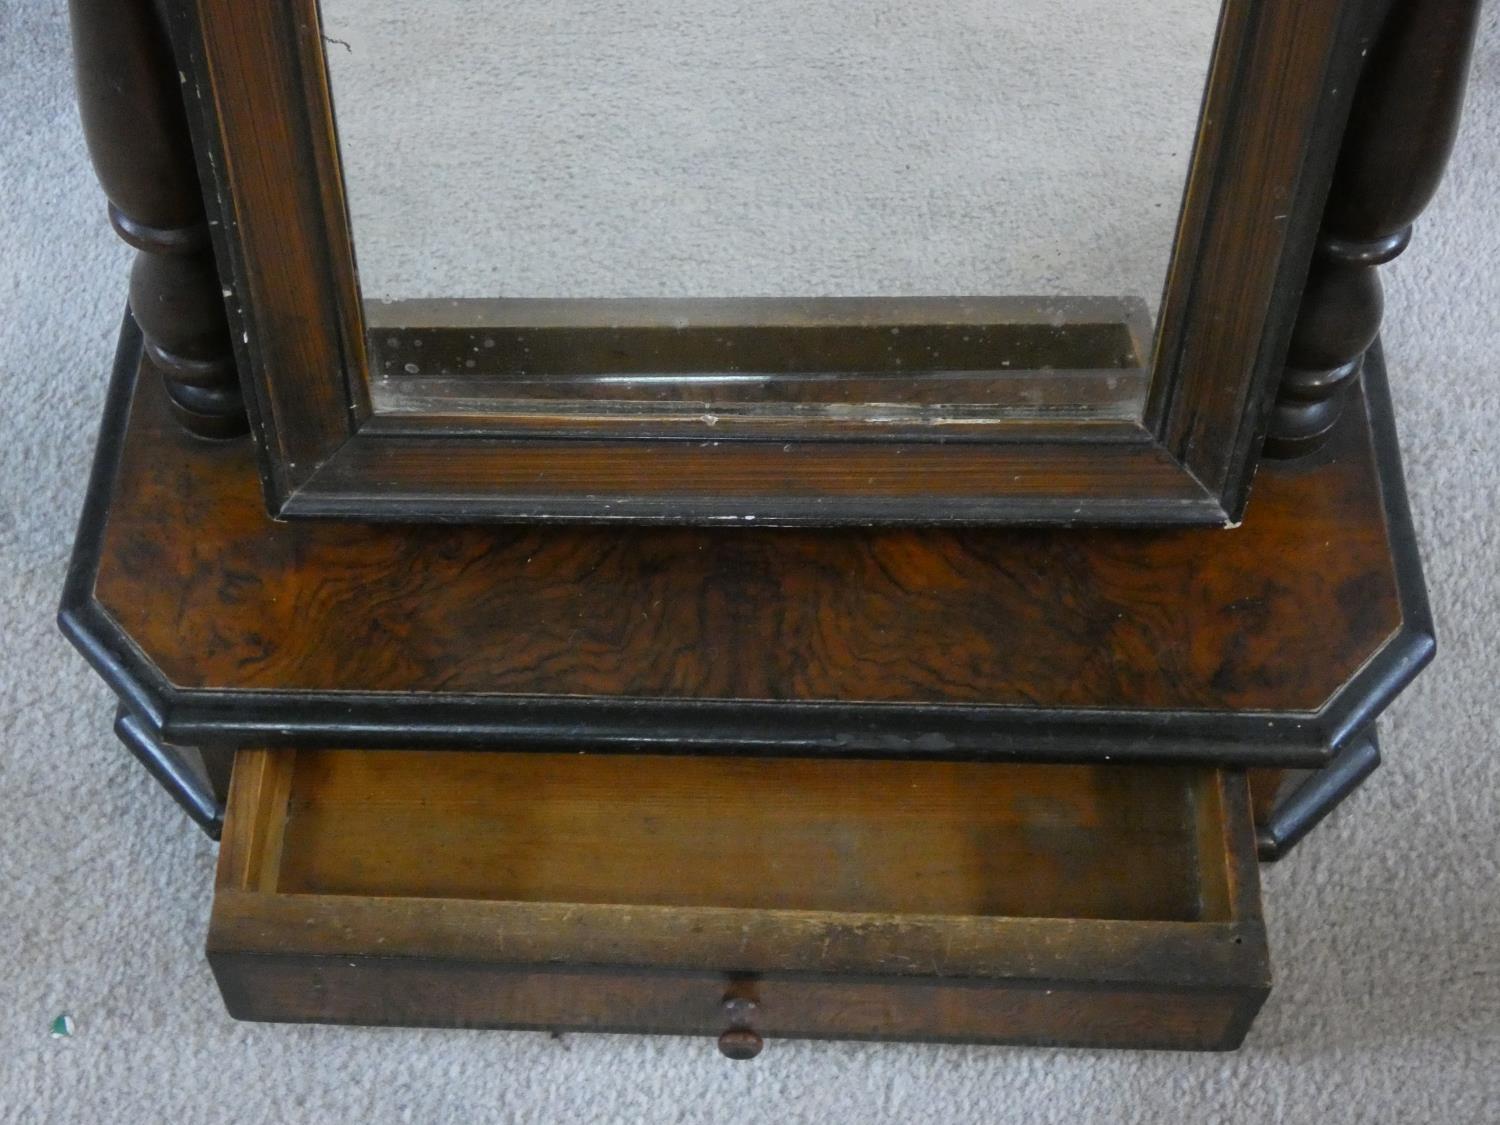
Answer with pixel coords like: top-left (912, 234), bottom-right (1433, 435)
top-left (717, 995), bottom-right (762, 1060)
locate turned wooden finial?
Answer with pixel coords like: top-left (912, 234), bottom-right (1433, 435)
top-left (1266, 0), bottom-right (1482, 458)
top-left (71, 0), bottom-right (246, 438)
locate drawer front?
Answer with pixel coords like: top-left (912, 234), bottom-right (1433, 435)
top-left (208, 749), bottom-right (1270, 1053)
top-left (211, 956), bottom-right (1262, 1052)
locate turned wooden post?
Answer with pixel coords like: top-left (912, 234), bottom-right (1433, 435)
top-left (71, 0), bottom-right (246, 438)
top-left (1266, 0), bottom-right (1482, 458)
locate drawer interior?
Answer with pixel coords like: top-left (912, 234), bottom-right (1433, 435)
top-left (210, 748), bottom-right (1267, 1049)
top-left (223, 750), bottom-right (1244, 925)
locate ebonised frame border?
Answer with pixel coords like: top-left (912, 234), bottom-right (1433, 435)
top-left (1257, 730), bottom-right (1382, 861)
top-left (60, 312), bottom-right (1433, 768)
top-left (162, 0), bottom-right (1385, 526)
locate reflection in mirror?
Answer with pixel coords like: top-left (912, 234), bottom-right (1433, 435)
top-left (319, 0), bottom-right (1222, 435)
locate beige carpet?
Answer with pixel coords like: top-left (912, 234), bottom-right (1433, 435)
top-left (2, 3), bottom-right (1497, 1121)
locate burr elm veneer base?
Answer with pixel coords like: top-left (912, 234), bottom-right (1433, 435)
top-left (62, 317), bottom-right (1430, 768)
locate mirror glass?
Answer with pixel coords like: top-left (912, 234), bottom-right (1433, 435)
top-left (319, 0), bottom-right (1222, 436)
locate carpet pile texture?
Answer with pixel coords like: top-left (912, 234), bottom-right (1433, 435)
top-left (1, 4), bottom-right (1495, 1120)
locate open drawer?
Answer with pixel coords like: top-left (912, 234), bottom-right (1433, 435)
top-left (208, 750), bottom-right (1270, 1053)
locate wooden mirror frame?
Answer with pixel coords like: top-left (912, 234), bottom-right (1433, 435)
top-left (149, 0), bottom-right (1390, 525)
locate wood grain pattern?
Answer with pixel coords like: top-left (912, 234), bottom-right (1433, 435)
top-left (291, 430), bottom-right (1209, 519)
top-left (175, 0), bottom-right (360, 490)
top-left (210, 893), bottom-right (1265, 984)
top-left (210, 955), bottom-right (1262, 1051)
top-left (1151, 0), bottom-right (1364, 498)
top-left (207, 748), bottom-right (1268, 1050)
top-left (271, 752), bottom-right (1212, 921)
top-left (94, 355), bottom-right (1400, 715)
top-left (60, 322), bottom-right (1429, 765)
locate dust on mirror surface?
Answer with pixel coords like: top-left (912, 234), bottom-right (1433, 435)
top-left (318, 0), bottom-right (1223, 435)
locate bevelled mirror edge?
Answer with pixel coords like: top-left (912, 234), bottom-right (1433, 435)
top-left (318, 0), bottom-right (1221, 448)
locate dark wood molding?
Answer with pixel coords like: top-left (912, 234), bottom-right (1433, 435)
top-left (1148, 0), bottom-right (1379, 505)
top-left (1256, 729), bottom-right (1382, 861)
top-left (1267, 0), bottom-right (1482, 457)
top-left (113, 706), bottom-right (223, 838)
top-left (164, 0), bottom-right (1380, 525)
top-left (69, 0), bottom-right (245, 439)
top-left (59, 314), bottom-right (1432, 769)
